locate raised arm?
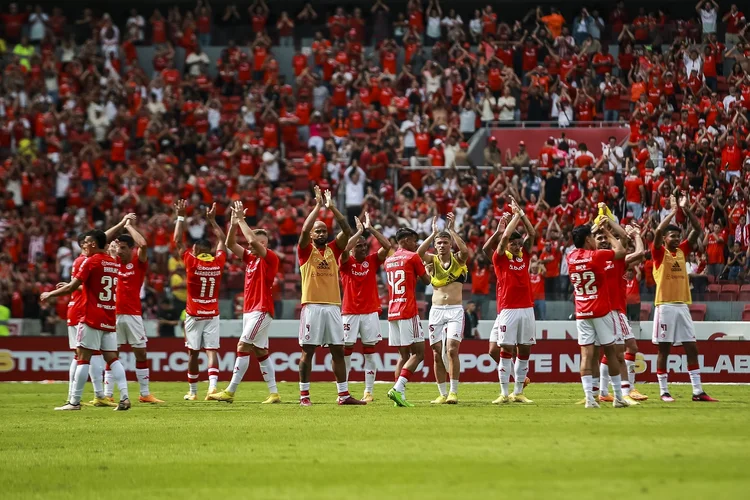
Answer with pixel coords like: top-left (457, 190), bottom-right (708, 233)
top-left (654, 195), bottom-right (678, 249)
top-left (482, 213), bottom-right (511, 255)
top-left (106, 213), bottom-right (135, 243)
top-left (323, 189), bottom-right (352, 250)
top-left (124, 218), bottom-right (149, 262)
top-left (511, 197), bottom-right (536, 250)
top-left (604, 226), bottom-right (626, 260)
top-left (499, 212), bottom-right (522, 254)
top-left (205, 203), bottom-right (227, 254)
top-left (680, 194), bottom-right (702, 248)
top-left (446, 213), bottom-right (469, 264)
top-left (233, 201), bottom-right (268, 258)
top-left (173, 199), bottom-right (187, 254)
top-left (625, 224), bottom-right (645, 266)
top-left (343, 216), bottom-right (365, 256)
top-left (225, 201), bottom-right (246, 259)
top-left (40, 278), bottom-right (83, 304)
top-left (363, 212), bottom-right (392, 261)
top-left (299, 186), bottom-right (323, 249)
top-left (417, 217), bottom-right (439, 264)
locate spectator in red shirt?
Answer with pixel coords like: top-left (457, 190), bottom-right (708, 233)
top-left (0, 3), bottom-right (28, 43)
top-left (248, 0), bottom-right (269, 33)
top-left (703, 223), bottom-right (726, 277)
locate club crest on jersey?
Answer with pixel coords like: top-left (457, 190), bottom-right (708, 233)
top-left (515, 257), bottom-right (523, 263)
top-left (126, 263), bottom-right (134, 270)
top-left (362, 261), bottom-right (369, 269)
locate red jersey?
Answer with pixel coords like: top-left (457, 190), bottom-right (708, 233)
top-left (116, 251), bottom-right (147, 315)
top-left (67, 255), bottom-right (86, 326)
top-left (340, 253), bottom-right (382, 315)
top-left (566, 248), bottom-right (616, 319)
top-left (492, 250), bottom-right (533, 310)
top-left (184, 249), bottom-right (227, 318)
top-left (530, 273), bottom-right (545, 301)
top-left (626, 277), bottom-right (640, 304)
top-left (604, 257), bottom-right (627, 313)
top-left (242, 249), bottom-right (280, 315)
top-left (73, 252), bottom-right (120, 332)
top-left (384, 248), bottom-right (426, 320)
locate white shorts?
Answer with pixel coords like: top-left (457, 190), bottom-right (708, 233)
top-left (76, 323), bottom-right (117, 351)
top-left (613, 311), bottom-right (634, 344)
top-left (299, 304), bottom-right (344, 346)
top-left (116, 314), bottom-right (148, 349)
top-left (576, 313), bottom-right (617, 346)
top-left (428, 305), bottom-right (464, 346)
top-left (184, 315), bottom-right (221, 350)
top-left (241, 311), bottom-right (273, 349)
top-left (68, 325), bottom-right (78, 350)
top-left (388, 315), bottom-right (424, 347)
top-left (342, 312), bottom-right (382, 345)
top-left (491, 307), bottom-right (536, 346)
top-left (652, 303), bottom-right (696, 347)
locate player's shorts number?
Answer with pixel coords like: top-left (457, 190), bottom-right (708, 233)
top-left (199, 277), bottom-right (216, 298)
top-left (570, 271), bottom-right (597, 296)
top-left (343, 324), bottom-right (351, 331)
top-left (387, 270), bottom-right (406, 295)
top-left (99, 275), bottom-right (117, 302)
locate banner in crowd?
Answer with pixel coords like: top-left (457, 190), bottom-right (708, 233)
top-left (487, 127), bottom-right (630, 161)
top-left (1, 337), bottom-right (748, 383)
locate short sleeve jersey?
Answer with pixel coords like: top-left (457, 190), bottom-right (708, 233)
top-left (603, 257), bottom-right (627, 313)
top-left (384, 248), bottom-right (426, 320)
top-left (183, 249), bottom-right (227, 318)
top-left (243, 249), bottom-right (280, 315)
top-left (67, 254), bottom-right (87, 326)
top-left (340, 252), bottom-right (382, 315)
top-left (492, 250), bottom-right (534, 310)
top-left (116, 250), bottom-right (148, 316)
top-left (566, 248), bottom-right (615, 319)
top-left (74, 252), bottom-right (120, 332)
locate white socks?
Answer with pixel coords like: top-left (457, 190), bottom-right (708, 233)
top-left (208, 367), bottom-right (219, 390)
top-left (90, 354), bottom-right (104, 398)
top-left (336, 381), bottom-right (350, 398)
top-left (610, 374), bottom-right (623, 400)
top-left (514, 357), bottom-right (529, 395)
top-left (657, 372), bottom-right (669, 395)
top-left (258, 355), bottom-right (277, 394)
top-left (227, 354), bottom-right (250, 393)
top-left (299, 382), bottom-right (310, 400)
top-left (188, 372), bottom-right (199, 395)
top-left (599, 362), bottom-right (610, 396)
top-left (625, 359), bottom-right (636, 387)
top-left (449, 379), bottom-right (459, 394)
top-left (394, 376), bottom-right (408, 393)
top-left (581, 375), bottom-right (593, 400)
top-left (135, 360), bottom-right (150, 397)
top-left (689, 367), bottom-right (703, 396)
top-left (68, 358), bottom-right (77, 402)
top-left (363, 353), bottom-right (376, 394)
top-left (109, 359), bottom-right (129, 401)
top-left (437, 382), bottom-right (447, 397)
top-left (499, 357), bottom-right (512, 396)
top-left (71, 362), bottom-right (90, 405)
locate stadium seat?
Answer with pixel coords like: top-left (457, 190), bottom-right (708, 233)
top-left (689, 304), bottom-right (707, 322)
top-left (740, 285), bottom-right (750, 292)
top-left (743, 305), bottom-right (750, 322)
top-left (719, 284), bottom-right (738, 301)
top-left (707, 284), bottom-right (721, 301)
top-left (739, 292), bottom-right (750, 302)
top-left (640, 303), bottom-right (653, 321)
top-left (722, 284), bottom-right (740, 294)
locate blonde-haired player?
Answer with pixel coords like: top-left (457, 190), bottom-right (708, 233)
top-left (417, 213), bottom-right (469, 404)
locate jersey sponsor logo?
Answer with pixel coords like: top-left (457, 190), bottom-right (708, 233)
top-left (509, 263), bottom-right (527, 271)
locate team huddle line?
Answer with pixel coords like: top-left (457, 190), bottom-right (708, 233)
top-left (41, 187), bottom-right (717, 410)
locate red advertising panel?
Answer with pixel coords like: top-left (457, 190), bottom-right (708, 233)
top-left (1, 338), bottom-right (749, 383)
top-left (489, 126), bottom-right (630, 162)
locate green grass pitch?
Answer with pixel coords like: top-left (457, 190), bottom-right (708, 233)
top-left (1, 382), bottom-right (748, 500)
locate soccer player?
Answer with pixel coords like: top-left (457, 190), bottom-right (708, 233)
top-left (102, 217), bottom-right (164, 403)
top-left (652, 195), bottom-right (717, 402)
top-left (416, 213), bottom-right (469, 404)
top-left (487, 198), bottom-right (536, 404)
top-left (64, 233), bottom-right (90, 405)
top-left (173, 199), bottom-right (228, 401)
top-left (567, 223), bottom-right (632, 408)
top-left (42, 229), bottom-right (131, 411)
top-left (593, 212), bottom-right (648, 404)
top-left (386, 228), bottom-right (431, 407)
top-left (209, 201), bottom-right (281, 404)
top-left (339, 213), bottom-right (390, 402)
top-left (297, 186), bottom-right (365, 406)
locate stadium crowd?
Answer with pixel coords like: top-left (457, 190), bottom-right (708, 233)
top-left (1, 1), bottom-right (750, 328)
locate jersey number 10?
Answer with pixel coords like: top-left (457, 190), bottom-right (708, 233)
top-left (387, 270), bottom-right (406, 295)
